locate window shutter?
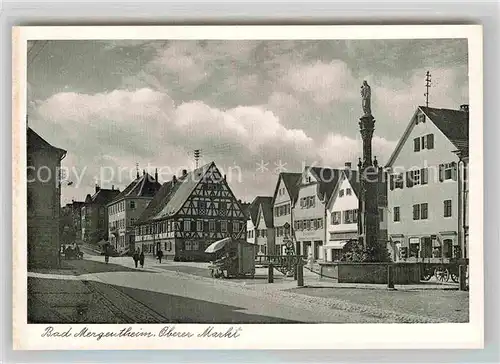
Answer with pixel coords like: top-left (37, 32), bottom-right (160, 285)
top-left (451, 162), bottom-right (458, 181)
top-left (414, 138), bottom-right (420, 152)
top-left (390, 174), bottom-right (395, 190)
top-left (406, 171), bottom-right (413, 188)
top-left (426, 134), bottom-right (434, 149)
top-left (439, 164), bottom-right (444, 182)
top-left (421, 168), bottom-right (428, 185)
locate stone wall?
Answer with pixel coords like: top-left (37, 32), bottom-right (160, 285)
top-left (319, 262), bottom-right (420, 284)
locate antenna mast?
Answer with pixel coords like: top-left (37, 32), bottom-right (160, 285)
top-left (194, 149), bottom-right (201, 168)
top-left (424, 71), bottom-right (432, 107)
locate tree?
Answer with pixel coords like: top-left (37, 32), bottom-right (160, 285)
top-left (343, 239), bottom-right (391, 263)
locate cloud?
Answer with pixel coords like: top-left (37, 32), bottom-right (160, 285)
top-left (32, 86), bottom-right (399, 204)
top-left (285, 60), bottom-right (358, 105)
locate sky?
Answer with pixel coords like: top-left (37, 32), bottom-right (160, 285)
top-left (26, 39), bottom-right (469, 205)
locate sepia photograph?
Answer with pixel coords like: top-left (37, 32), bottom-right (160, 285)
top-left (13, 25), bottom-right (483, 350)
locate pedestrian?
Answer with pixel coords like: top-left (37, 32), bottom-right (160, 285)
top-left (157, 248), bottom-right (163, 264)
top-left (139, 251), bottom-right (145, 268)
top-left (104, 244), bottom-right (110, 264)
top-left (133, 249), bottom-right (139, 268)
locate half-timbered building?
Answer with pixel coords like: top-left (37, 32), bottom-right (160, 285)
top-left (134, 162), bottom-right (247, 261)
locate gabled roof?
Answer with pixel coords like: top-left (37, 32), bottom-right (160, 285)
top-left (271, 172), bottom-right (302, 204)
top-left (136, 161), bottom-right (237, 223)
top-left (327, 168), bottom-right (387, 209)
top-left (248, 196), bottom-right (273, 226)
top-left (386, 106), bottom-right (469, 168)
top-left (302, 166), bottom-right (342, 202)
top-left (110, 172), bottom-right (162, 203)
top-left (27, 127), bottom-right (66, 159)
top-left (254, 196), bottom-right (274, 228)
top-left (86, 188), bottom-right (121, 206)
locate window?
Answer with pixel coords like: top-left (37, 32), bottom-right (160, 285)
top-left (339, 189), bottom-right (345, 197)
top-left (196, 220), bottom-right (203, 231)
top-left (209, 221), bottom-right (216, 232)
top-left (130, 201), bottom-right (136, 209)
top-left (184, 220), bottom-right (191, 231)
top-left (185, 241), bottom-right (192, 251)
top-left (198, 200), bottom-right (207, 213)
top-left (346, 188), bottom-right (352, 196)
top-left (306, 220), bottom-right (311, 230)
top-left (233, 221), bottom-right (240, 232)
top-left (417, 114), bottom-right (426, 124)
top-left (343, 209), bottom-right (357, 224)
top-left (413, 203), bottom-right (428, 220)
top-left (414, 137), bottom-right (421, 152)
top-left (192, 241), bottom-right (199, 251)
top-left (219, 201), bottom-right (227, 215)
top-left (332, 211), bottom-right (342, 225)
top-left (379, 209), bottom-right (384, 222)
top-left (130, 218), bottom-right (135, 226)
top-left (393, 206), bottom-right (400, 222)
top-left (221, 221), bottom-right (227, 232)
top-left (413, 204), bottom-right (420, 220)
top-left (444, 200), bottom-right (452, 217)
top-left (411, 169), bottom-right (420, 185)
top-left (390, 173), bottom-right (404, 190)
top-left (426, 134), bottom-right (434, 149)
top-left (439, 162), bottom-right (457, 182)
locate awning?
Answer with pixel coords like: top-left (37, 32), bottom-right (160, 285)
top-left (325, 240), bottom-right (348, 249)
top-left (205, 237), bottom-right (231, 254)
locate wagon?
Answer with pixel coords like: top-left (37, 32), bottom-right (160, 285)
top-left (206, 238), bottom-right (257, 279)
top-left (418, 258), bottom-right (468, 283)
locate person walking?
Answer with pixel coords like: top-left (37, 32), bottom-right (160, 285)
top-left (133, 249), bottom-right (139, 268)
top-left (139, 251), bottom-right (145, 268)
top-left (104, 244), bottom-right (110, 264)
top-left (157, 248), bottom-right (164, 264)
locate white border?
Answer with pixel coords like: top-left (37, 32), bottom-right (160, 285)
top-left (12, 25), bottom-right (484, 350)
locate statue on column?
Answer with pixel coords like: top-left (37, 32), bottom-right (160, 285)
top-left (361, 80), bottom-right (372, 116)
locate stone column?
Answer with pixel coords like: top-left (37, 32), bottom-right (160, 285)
top-left (358, 114), bottom-right (381, 251)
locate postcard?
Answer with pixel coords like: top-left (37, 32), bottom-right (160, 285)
top-left (12, 25), bottom-right (483, 350)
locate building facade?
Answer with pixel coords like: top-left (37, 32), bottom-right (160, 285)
top-left (272, 172), bottom-right (301, 255)
top-left (293, 166), bottom-right (340, 260)
top-left (81, 186), bottom-right (120, 245)
top-left (325, 165), bottom-right (388, 261)
top-left (27, 127), bottom-right (67, 268)
top-left (107, 170), bottom-right (162, 254)
top-left (385, 105), bottom-right (469, 261)
top-left (134, 162), bottom-right (247, 261)
top-left (60, 200), bottom-right (85, 246)
top-left (253, 197), bottom-right (274, 255)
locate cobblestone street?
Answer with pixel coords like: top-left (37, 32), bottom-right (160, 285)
top-left (28, 250), bottom-right (469, 324)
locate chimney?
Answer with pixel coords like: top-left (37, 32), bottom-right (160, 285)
top-left (172, 175), bottom-right (177, 184)
top-left (224, 174), bottom-right (227, 181)
top-left (111, 185), bottom-right (114, 190)
top-left (95, 184), bottom-right (100, 193)
top-left (344, 162), bottom-right (351, 170)
top-left (460, 104), bottom-right (469, 113)
top-left (155, 168), bottom-right (158, 182)
top-left (143, 169), bottom-right (146, 176)
top-left (182, 169), bottom-right (188, 177)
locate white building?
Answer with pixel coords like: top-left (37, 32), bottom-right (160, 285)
top-left (325, 164), bottom-right (388, 261)
top-left (271, 172), bottom-right (302, 254)
top-left (385, 105), bottom-right (469, 261)
top-left (293, 166), bottom-right (341, 260)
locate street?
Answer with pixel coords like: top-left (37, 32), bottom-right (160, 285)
top-left (28, 248), bottom-right (386, 324)
top-left (27, 246), bottom-right (468, 324)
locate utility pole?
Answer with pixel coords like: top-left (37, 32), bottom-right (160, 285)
top-left (425, 71), bottom-right (432, 107)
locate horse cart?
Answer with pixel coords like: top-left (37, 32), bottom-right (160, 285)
top-left (206, 238), bottom-right (257, 279)
top-left (418, 258), bottom-right (468, 283)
